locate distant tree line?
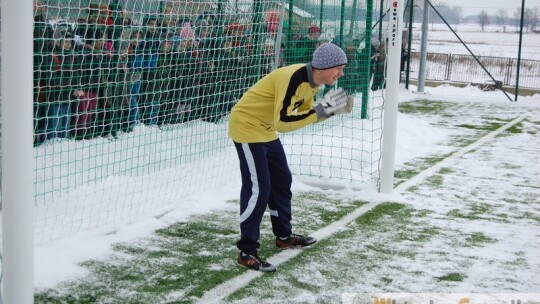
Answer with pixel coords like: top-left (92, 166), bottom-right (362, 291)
top-left (280, 1), bottom-right (538, 34)
top-left (276, 0), bottom-right (540, 32)
top-left (404, 3), bottom-right (538, 32)
top-left (463, 7), bottom-right (539, 32)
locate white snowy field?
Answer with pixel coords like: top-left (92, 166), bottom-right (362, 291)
top-left (192, 86), bottom-right (540, 303)
top-left (408, 23), bottom-right (540, 60)
top-left (25, 84), bottom-right (540, 303)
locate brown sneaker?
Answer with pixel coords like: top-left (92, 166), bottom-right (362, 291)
top-left (276, 234), bottom-right (317, 249)
top-left (236, 252), bottom-right (276, 272)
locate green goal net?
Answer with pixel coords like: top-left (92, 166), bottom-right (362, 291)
top-left (29, 0), bottom-right (383, 245)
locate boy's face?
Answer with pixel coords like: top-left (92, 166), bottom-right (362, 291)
top-left (308, 32), bottom-right (320, 40)
top-left (94, 33), bottom-right (106, 49)
top-left (200, 28), bottom-right (211, 37)
top-left (61, 38), bottom-right (72, 50)
top-left (147, 20), bottom-right (157, 32)
top-left (131, 32), bottom-right (141, 45)
top-left (179, 39), bottom-right (193, 50)
top-left (162, 40), bottom-right (172, 52)
top-left (263, 45), bottom-right (274, 55)
top-left (34, 0), bottom-right (46, 15)
top-left (318, 65), bottom-right (345, 85)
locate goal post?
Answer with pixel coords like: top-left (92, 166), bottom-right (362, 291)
top-left (1, 0), bottom-right (35, 303)
top-left (380, 0), bottom-right (405, 193)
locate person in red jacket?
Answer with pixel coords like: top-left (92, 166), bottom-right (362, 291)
top-left (229, 43), bottom-right (352, 272)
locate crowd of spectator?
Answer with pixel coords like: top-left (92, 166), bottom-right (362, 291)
top-left (32, 1), bottom-right (378, 146)
top-left (33, 3), bottom-right (267, 145)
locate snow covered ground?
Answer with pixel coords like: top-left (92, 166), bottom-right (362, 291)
top-left (29, 85), bottom-right (540, 302)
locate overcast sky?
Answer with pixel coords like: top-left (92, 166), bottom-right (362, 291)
top-left (429, 0), bottom-right (536, 16)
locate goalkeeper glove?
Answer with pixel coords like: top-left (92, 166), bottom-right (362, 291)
top-left (314, 88), bottom-right (354, 120)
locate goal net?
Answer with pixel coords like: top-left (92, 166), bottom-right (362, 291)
top-left (27, 0), bottom-right (385, 246)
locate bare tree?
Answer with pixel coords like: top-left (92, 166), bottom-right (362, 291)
top-left (497, 8), bottom-right (508, 33)
top-left (452, 6), bottom-right (463, 25)
top-left (515, 7), bottom-right (535, 32)
top-left (532, 7), bottom-right (539, 32)
top-left (478, 10), bottom-right (490, 31)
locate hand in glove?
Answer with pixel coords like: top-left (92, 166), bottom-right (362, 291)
top-left (314, 88), bottom-right (354, 120)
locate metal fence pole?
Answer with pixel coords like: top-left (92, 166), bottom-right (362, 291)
top-left (507, 58), bottom-right (513, 86)
top-left (405, 0), bottom-right (413, 89)
top-left (378, 0), bottom-right (384, 42)
top-left (515, 0), bottom-right (526, 101)
top-left (417, 0), bottom-right (429, 93)
top-left (446, 53), bottom-right (451, 81)
top-left (361, 0), bottom-right (373, 119)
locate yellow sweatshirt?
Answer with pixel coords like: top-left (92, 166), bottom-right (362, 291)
top-left (228, 64), bottom-right (321, 143)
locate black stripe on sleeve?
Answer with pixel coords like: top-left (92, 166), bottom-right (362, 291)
top-left (279, 66), bottom-right (315, 122)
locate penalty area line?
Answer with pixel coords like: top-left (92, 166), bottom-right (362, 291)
top-left (194, 202), bottom-right (381, 304)
top-left (395, 113), bottom-right (529, 192)
top-left (195, 113), bottom-right (529, 303)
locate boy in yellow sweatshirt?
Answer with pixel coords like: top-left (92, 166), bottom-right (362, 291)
top-left (229, 42), bottom-right (351, 272)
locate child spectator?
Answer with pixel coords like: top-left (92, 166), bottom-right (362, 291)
top-left (141, 38), bottom-right (176, 125)
top-left (172, 24), bottom-right (199, 123)
top-left (261, 38), bottom-right (276, 76)
top-left (225, 22), bottom-right (245, 48)
top-left (41, 27), bottom-right (81, 142)
top-left (212, 37), bottom-right (252, 121)
top-left (71, 26), bottom-right (107, 139)
top-left (371, 40), bottom-right (386, 91)
top-left (33, 0), bottom-right (55, 145)
top-left (295, 25), bottom-right (320, 64)
top-left (339, 38), bottom-right (364, 94)
top-left (193, 17), bottom-right (220, 121)
top-left (317, 32), bottom-right (332, 47)
top-left (120, 29), bottom-right (144, 133)
top-left (139, 16), bottom-right (162, 125)
top-left (107, 26), bottom-right (133, 136)
top-left (264, 11), bottom-right (280, 37)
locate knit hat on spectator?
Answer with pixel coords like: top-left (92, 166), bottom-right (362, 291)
top-left (318, 32), bottom-right (332, 43)
top-left (53, 26), bottom-right (73, 42)
top-left (311, 42), bottom-right (347, 70)
top-left (226, 22), bottom-right (245, 35)
top-left (308, 25), bottom-right (321, 34)
top-left (195, 19), bottom-right (209, 28)
top-left (194, 19), bottom-right (209, 35)
top-left (179, 22), bottom-right (195, 40)
top-left (263, 38), bottom-right (275, 47)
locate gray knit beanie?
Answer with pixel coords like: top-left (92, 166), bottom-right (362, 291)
top-left (311, 42), bottom-right (347, 70)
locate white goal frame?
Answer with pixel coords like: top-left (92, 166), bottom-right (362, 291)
top-left (380, 0), bottom-right (405, 193)
top-left (1, 0), bottom-right (35, 303)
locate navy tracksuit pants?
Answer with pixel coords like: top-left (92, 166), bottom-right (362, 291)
top-left (233, 139), bottom-right (293, 254)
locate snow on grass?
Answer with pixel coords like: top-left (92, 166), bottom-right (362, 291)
top-left (33, 88), bottom-right (540, 303)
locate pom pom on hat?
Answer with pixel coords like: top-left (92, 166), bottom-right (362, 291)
top-left (226, 22), bottom-right (245, 34)
top-left (311, 42), bottom-right (347, 70)
top-left (318, 32), bottom-right (332, 42)
top-left (179, 22), bottom-right (195, 40)
top-left (263, 38), bottom-right (275, 46)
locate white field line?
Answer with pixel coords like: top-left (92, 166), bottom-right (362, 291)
top-left (194, 113), bottom-right (529, 304)
top-left (394, 113), bottom-right (529, 192)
